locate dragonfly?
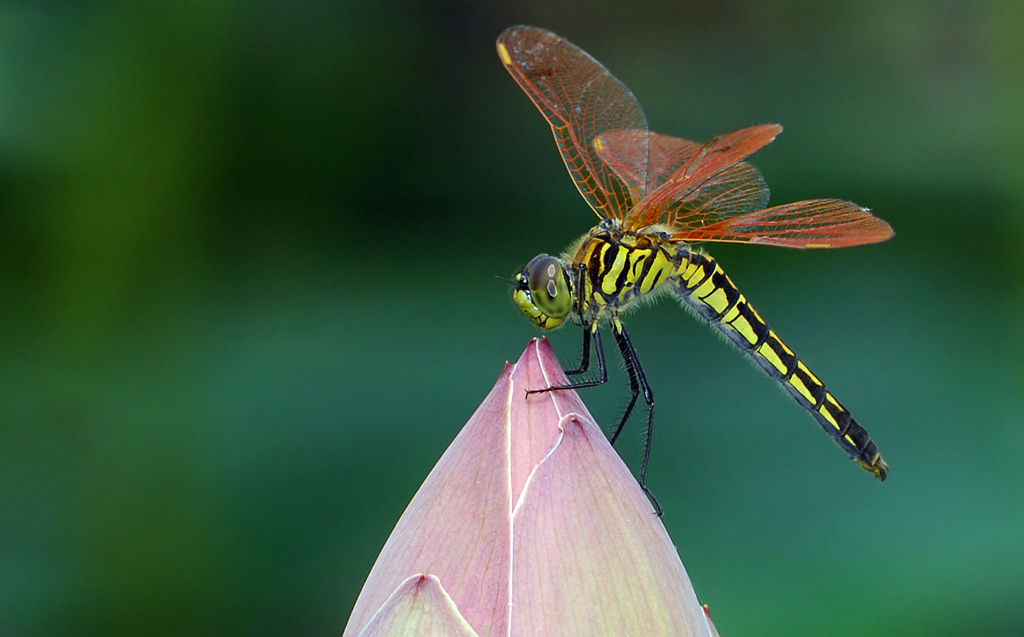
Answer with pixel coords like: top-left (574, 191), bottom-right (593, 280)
top-left (497, 25), bottom-right (893, 510)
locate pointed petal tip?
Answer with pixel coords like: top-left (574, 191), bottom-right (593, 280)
top-left (511, 338), bottom-right (563, 382)
top-left (509, 407), bottom-right (714, 636)
top-left (527, 336), bottom-right (563, 368)
top-left (703, 604), bottom-right (722, 637)
top-left (351, 573), bottom-right (478, 637)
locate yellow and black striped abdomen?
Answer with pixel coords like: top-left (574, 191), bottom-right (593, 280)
top-left (672, 250), bottom-right (888, 479)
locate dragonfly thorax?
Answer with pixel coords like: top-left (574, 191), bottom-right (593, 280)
top-left (570, 224), bottom-right (686, 318)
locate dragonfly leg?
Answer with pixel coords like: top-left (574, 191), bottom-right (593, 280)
top-left (564, 322), bottom-right (592, 375)
top-left (611, 321), bottom-right (662, 516)
top-left (563, 264), bottom-right (599, 376)
top-left (527, 324), bottom-right (607, 394)
top-left (529, 319), bottom-right (662, 515)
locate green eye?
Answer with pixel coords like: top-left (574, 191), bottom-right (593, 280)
top-left (525, 254), bottom-right (572, 319)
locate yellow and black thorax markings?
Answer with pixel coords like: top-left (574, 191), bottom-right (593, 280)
top-left (570, 227), bottom-right (682, 312)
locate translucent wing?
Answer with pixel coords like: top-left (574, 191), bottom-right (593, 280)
top-left (597, 124), bottom-right (893, 247)
top-left (594, 130), bottom-right (703, 197)
top-left (670, 198), bottom-right (895, 248)
top-left (597, 124), bottom-right (779, 230)
top-left (497, 26), bottom-right (649, 221)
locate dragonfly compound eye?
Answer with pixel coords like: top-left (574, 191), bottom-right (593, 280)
top-left (525, 254), bottom-right (571, 319)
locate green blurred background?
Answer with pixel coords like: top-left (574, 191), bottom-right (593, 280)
top-left (2, 1), bottom-right (1022, 634)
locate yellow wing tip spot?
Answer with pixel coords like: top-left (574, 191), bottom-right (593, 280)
top-left (593, 136), bottom-right (606, 152)
top-left (805, 243), bottom-right (831, 249)
top-left (497, 42), bottom-right (512, 66)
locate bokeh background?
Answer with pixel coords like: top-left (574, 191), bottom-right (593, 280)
top-left (2, 1), bottom-right (1022, 635)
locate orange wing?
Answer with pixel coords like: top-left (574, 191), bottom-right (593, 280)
top-left (499, 27), bottom-right (894, 249)
top-left (597, 125), bottom-right (894, 248)
top-left (671, 199), bottom-right (895, 248)
top-left (597, 125), bottom-right (776, 230)
top-left (497, 26), bottom-right (648, 221)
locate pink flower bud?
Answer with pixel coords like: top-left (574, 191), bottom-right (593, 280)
top-left (345, 339), bottom-right (716, 636)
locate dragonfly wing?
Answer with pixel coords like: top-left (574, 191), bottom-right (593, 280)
top-left (645, 152), bottom-right (771, 231)
top-left (640, 124), bottom-right (780, 224)
top-left (497, 26), bottom-right (649, 220)
top-left (596, 125), bottom-right (777, 230)
top-left (673, 198), bottom-right (895, 248)
top-left (595, 130), bottom-right (702, 204)
top-left (672, 124), bottom-right (782, 186)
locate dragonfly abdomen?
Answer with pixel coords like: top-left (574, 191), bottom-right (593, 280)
top-left (672, 250), bottom-right (889, 480)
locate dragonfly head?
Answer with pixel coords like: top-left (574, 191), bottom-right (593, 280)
top-left (513, 254), bottom-right (573, 330)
